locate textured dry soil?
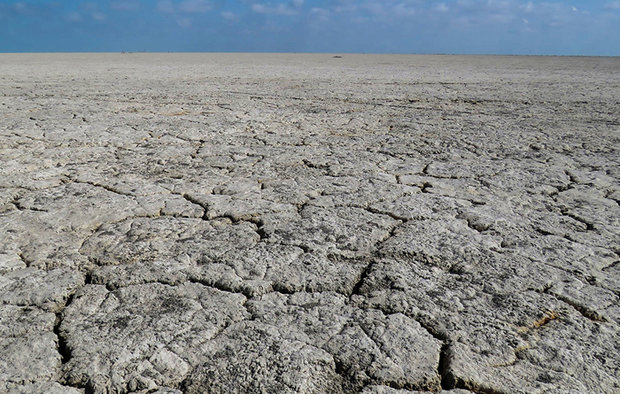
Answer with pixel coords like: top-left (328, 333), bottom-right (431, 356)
top-left (0, 53), bottom-right (619, 393)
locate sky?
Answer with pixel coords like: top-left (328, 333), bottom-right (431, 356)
top-left (0, 0), bottom-right (619, 55)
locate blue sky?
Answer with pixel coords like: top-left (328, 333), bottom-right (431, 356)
top-left (1, 0), bottom-right (619, 55)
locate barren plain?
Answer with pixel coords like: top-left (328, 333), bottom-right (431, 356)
top-left (0, 53), bottom-right (619, 393)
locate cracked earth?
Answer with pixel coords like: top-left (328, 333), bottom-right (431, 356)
top-left (0, 53), bottom-right (618, 393)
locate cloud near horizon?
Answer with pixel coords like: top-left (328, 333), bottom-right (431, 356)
top-left (0, 0), bottom-right (618, 55)
top-left (157, 0), bottom-right (212, 13)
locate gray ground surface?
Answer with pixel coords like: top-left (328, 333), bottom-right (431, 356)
top-left (0, 53), bottom-right (618, 393)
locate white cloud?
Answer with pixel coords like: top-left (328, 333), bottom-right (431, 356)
top-left (251, 3), bottom-right (298, 16)
top-left (333, 4), bottom-right (358, 14)
top-left (435, 3), bottom-right (449, 13)
top-left (292, 0), bottom-right (304, 7)
top-left (605, 1), bottom-right (620, 9)
top-left (221, 11), bottom-right (239, 21)
top-left (329, 1), bottom-right (421, 19)
top-left (156, 0), bottom-right (210, 14)
top-left (393, 2), bottom-right (417, 16)
top-left (110, 1), bottom-right (141, 11)
top-left (178, 0), bottom-right (211, 13)
top-left (310, 7), bottom-right (330, 22)
top-left (251, 4), bottom-right (266, 13)
top-left (14, 2), bottom-right (27, 12)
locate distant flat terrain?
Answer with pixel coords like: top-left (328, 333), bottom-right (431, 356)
top-left (0, 53), bottom-right (618, 393)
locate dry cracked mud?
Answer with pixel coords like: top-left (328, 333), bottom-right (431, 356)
top-left (0, 53), bottom-right (618, 393)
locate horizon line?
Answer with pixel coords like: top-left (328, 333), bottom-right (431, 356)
top-left (1, 51), bottom-right (618, 58)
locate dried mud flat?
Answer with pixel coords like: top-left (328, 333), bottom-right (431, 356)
top-left (0, 53), bottom-right (619, 393)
